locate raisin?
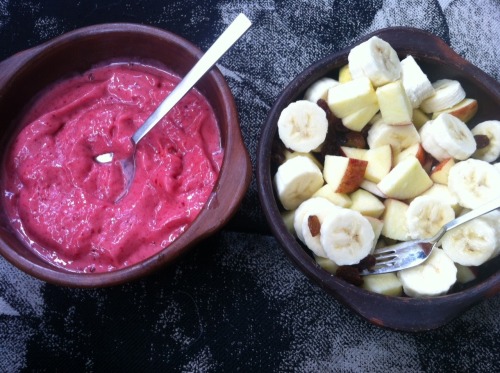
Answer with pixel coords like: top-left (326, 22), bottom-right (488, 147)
top-left (336, 266), bottom-right (363, 286)
top-left (474, 134), bottom-right (490, 149)
top-left (307, 215), bottom-right (321, 237)
top-left (343, 131), bottom-right (367, 149)
top-left (356, 254), bottom-right (376, 270)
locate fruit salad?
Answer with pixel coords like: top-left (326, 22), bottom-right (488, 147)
top-left (273, 36), bottom-right (500, 298)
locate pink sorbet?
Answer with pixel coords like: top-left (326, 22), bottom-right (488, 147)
top-left (3, 63), bottom-right (223, 273)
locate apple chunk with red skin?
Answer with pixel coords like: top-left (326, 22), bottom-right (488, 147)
top-left (323, 155), bottom-right (368, 194)
top-left (340, 144), bottom-right (392, 183)
top-left (430, 158), bottom-right (455, 185)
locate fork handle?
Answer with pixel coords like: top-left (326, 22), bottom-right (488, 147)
top-left (435, 196), bottom-right (500, 241)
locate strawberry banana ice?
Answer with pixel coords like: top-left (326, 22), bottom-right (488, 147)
top-left (3, 63), bottom-right (223, 273)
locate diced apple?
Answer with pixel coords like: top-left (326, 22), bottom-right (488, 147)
top-left (421, 183), bottom-right (462, 214)
top-left (362, 273), bottom-right (403, 296)
top-left (376, 80), bottom-right (413, 125)
top-left (360, 180), bottom-right (387, 198)
top-left (349, 189), bottom-right (385, 218)
top-left (327, 77), bottom-right (377, 118)
top-left (342, 103), bottom-right (380, 132)
top-left (314, 254), bottom-right (339, 274)
top-left (281, 210), bottom-right (296, 234)
top-left (432, 98), bottom-right (478, 123)
top-left (412, 108), bottom-right (430, 129)
top-left (455, 263), bottom-right (477, 284)
top-left (430, 158), bottom-right (455, 185)
top-left (395, 143), bottom-right (426, 166)
top-left (365, 145), bottom-right (392, 182)
top-left (338, 64), bottom-right (352, 83)
top-left (365, 216), bottom-right (384, 252)
top-left (342, 144), bottom-right (392, 183)
top-left (323, 155), bottom-right (368, 194)
top-left (377, 156), bottom-right (433, 200)
top-left (381, 198), bottom-right (410, 241)
top-left (340, 146), bottom-right (367, 159)
top-left (312, 184), bottom-right (352, 208)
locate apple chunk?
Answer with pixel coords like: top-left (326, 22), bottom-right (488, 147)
top-left (394, 143), bottom-right (426, 166)
top-left (341, 144), bottom-right (392, 183)
top-left (327, 77), bottom-right (377, 118)
top-left (432, 98), bottom-right (478, 123)
top-left (381, 198), bottom-right (410, 241)
top-left (377, 156), bottom-right (433, 200)
top-left (430, 158), bottom-right (455, 185)
top-left (376, 80), bottom-right (413, 125)
top-left (349, 189), bottom-right (385, 218)
top-left (323, 155), bottom-right (368, 194)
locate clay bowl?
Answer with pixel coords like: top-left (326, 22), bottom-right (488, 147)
top-left (257, 27), bottom-right (500, 331)
top-left (0, 23), bottom-right (251, 287)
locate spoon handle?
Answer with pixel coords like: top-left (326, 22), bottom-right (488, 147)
top-left (131, 13), bottom-right (252, 144)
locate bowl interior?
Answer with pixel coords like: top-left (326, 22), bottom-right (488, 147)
top-left (0, 24), bottom-right (249, 286)
top-left (258, 27), bottom-right (500, 331)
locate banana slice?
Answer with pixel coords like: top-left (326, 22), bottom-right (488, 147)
top-left (367, 117), bottom-right (420, 153)
top-left (304, 77), bottom-right (339, 103)
top-left (274, 155), bottom-right (324, 210)
top-left (293, 197), bottom-right (335, 242)
top-left (348, 36), bottom-right (401, 87)
top-left (320, 208), bottom-right (375, 265)
top-left (301, 202), bottom-right (342, 258)
top-left (406, 196), bottom-right (455, 239)
top-left (448, 158), bottom-right (500, 209)
top-left (419, 113), bottom-right (476, 161)
top-left (420, 79), bottom-right (466, 114)
top-left (400, 55), bottom-right (435, 108)
top-left (397, 248), bottom-right (457, 297)
top-left (441, 218), bottom-right (497, 266)
top-left (471, 120), bottom-right (500, 162)
top-left (473, 210), bottom-right (500, 259)
top-left (277, 100), bottom-right (328, 153)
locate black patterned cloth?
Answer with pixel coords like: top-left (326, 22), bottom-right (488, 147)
top-left (1, 1), bottom-right (499, 371)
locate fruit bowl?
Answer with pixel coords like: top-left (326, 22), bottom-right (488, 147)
top-left (0, 23), bottom-right (251, 287)
top-left (257, 27), bottom-right (500, 331)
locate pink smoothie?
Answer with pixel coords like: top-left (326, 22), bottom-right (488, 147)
top-left (3, 63), bottom-right (223, 273)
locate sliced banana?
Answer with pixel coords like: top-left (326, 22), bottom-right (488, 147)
top-left (320, 208), bottom-right (375, 266)
top-left (397, 248), bottom-right (457, 297)
top-left (406, 196), bottom-right (455, 239)
top-left (274, 155), bottom-right (324, 210)
top-left (277, 100), bottom-right (328, 153)
top-left (419, 113), bottom-right (476, 161)
top-left (420, 79), bottom-right (466, 114)
top-left (293, 197), bottom-right (334, 242)
top-left (448, 158), bottom-right (500, 209)
top-left (400, 55), bottom-right (435, 108)
top-left (301, 202), bottom-right (342, 258)
top-left (367, 117), bottom-right (420, 153)
top-left (348, 36), bottom-right (401, 87)
top-left (304, 77), bottom-right (339, 104)
top-left (471, 120), bottom-right (500, 162)
top-left (441, 218), bottom-right (497, 266)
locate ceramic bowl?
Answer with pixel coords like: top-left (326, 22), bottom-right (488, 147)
top-left (0, 23), bottom-right (251, 287)
top-left (257, 27), bottom-right (500, 331)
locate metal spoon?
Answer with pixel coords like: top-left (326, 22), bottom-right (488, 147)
top-left (95, 13), bottom-right (252, 201)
